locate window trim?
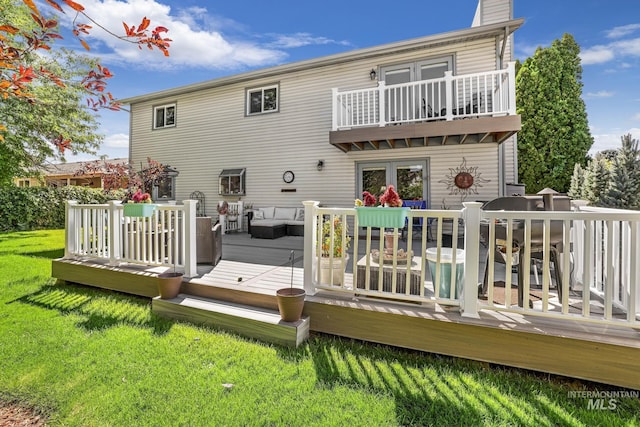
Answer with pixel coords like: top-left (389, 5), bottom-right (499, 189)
top-left (246, 84), bottom-right (279, 116)
top-left (152, 176), bottom-right (177, 201)
top-left (380, 55), bottom-right (454, 83)
top-left (153, 103), bottom-right (177, 129)
top-left (356, 159), bottom-right (430, 205)
top-left (219, 168), bottom-right (246, 196)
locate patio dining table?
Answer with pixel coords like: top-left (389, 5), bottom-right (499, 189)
top-left (480, 197), bottom-right (567, 307)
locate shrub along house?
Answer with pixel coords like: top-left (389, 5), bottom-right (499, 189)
top-left (120, 0), bottom-right (522, 216)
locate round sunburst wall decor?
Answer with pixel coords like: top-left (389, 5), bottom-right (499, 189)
top-left (438, 157), bottom-right (490, 202)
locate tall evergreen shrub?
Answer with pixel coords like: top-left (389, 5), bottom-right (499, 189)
top-left (604, 134), bottom-right (640, 209)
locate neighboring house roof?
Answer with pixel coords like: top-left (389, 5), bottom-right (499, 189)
top-left (119, 19), bottom-right (523, 105)
top-left (42, 158), bottom-right (129, 178)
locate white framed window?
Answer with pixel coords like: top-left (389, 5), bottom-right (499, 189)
top-left (153, 103), bottom-right (176, 129)
top-left (246, 85), bottom-right (278, 115)
top-left (219, 168), bottom-right (246, 196)
top-left (152, 176), bottom-right (176, 201)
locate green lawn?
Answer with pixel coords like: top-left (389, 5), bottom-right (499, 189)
top-left (1, 230), bottom-right (638, 426)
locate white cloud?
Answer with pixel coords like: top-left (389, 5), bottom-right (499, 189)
top-left (590, 129), bottom-right (640, 154)
top-left (104, 133), bottom-right (129, 148)
top-left (606, 24), bottom-right (640, 39)
top-left (586, 91), bottom-right (614, 98)
top-left (53, 0), bottom-right (346, 71)
top-left (514, 43), bottom-right (542, 60)
top-left (632, 113), bottom-right (640, 121)
top-left (267, 33), bottom-right (350, 49)
top-left (580, 45), bottom-right (615, 65)
top-left (581, 38), bottom-right (640, 65)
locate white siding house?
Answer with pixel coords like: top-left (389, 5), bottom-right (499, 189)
top-left (121, 0), bottom-right (522, 217)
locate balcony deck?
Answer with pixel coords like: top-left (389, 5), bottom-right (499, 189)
top-left (329, 115), bottom-right (521, 152)
top-left (52, 232), bottom-right (640, 390)
top-left (330, 64), bottom-right (520, 151)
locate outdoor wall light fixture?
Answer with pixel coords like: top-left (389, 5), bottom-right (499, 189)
top-left (317, 160), bottom-right (325, 171)
top-left (369, 69), bottom-right (377, 80)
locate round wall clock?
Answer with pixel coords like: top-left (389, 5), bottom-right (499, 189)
top-left (283, 170), bottom-right (295, 183)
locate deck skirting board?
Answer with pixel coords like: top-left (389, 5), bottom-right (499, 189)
top-left (152, 294), bottom-right (309, 347)
top-left (52, 259), bottom-right (160, 298)
top-left (304, 300), bottom-right (640, 390)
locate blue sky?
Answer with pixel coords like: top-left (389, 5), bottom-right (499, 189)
top-left (58, 0), bottom-right (640, 161)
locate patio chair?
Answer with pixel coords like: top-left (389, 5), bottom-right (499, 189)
top-left (401, 200), bottom-right (431, 241)
top-left (480, 196), bottom-right (566, 307)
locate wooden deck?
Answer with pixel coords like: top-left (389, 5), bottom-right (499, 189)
top-left (51, 232), bottom-right (640, 390)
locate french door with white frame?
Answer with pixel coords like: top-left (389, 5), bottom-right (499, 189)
top-left (380, 56), bottom-right (452, 122)
top-left (357, 160), bottom-right (429, 206)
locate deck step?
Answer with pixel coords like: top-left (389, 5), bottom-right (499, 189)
top-left (152, 294), bottom-right (309, 347)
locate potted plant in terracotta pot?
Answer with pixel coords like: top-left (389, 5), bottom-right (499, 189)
top-left (318, 216), bottom-right (351, 285)
top-left (276, 250), bottom-right (305, 322)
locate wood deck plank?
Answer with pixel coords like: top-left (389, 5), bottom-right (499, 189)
top-left (153, 294), bottom-right (309, 347)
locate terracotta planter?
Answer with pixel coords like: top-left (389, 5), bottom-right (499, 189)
top-left (157, 272), bottom-right (183, 299)
top-left (276, 287), bottom-right (305, 322)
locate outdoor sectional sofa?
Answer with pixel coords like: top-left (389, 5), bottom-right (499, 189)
top-left (248, 206), bottom-right (304, 239)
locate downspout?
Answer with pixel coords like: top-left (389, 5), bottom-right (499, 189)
top-left (496, 25), bottom-right (519, 195)
top-left (499, 26), bottom-right (509, 69)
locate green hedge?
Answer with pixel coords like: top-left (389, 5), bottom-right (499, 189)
top-left (0, 186), bottom-right (125, 232)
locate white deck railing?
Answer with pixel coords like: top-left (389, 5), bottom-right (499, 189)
top-left (301, 200), bottom-right (640, 328)
top-left (219, 201), bottom-right (244, 234)
top-left (570, 205), bottom-right (640, 321)
top-left (332, 62), bottom-right (516, 130)
top-left (64, 200), bottom-right (198, 277)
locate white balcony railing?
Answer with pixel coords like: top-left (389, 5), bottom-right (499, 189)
top-left (65, 200), bottom-right (198, 277)
top-left (301, 200), bottom-right (640, 328)
top-left (331, 62), bottom-right (517, 130)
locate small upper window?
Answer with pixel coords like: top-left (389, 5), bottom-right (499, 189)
top-left (247, 85), bottom-right (278, 115)
top-left (153, 103), bottom-right (176, 129)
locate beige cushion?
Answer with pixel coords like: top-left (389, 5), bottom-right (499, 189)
top-left (274, 207), bottom-right (297, 220)
top-left (261, 207), bottom-right (275, 219)
top-left (295, 207), bottom-right (305, 221)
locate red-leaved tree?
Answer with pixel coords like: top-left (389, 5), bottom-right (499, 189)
top-left (75, 157), bottom-right (170, 201)
top-left (0, 0), bottom-right (171, 152)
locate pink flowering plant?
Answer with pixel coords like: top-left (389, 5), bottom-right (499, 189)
top-left (128, 188), bottom-right (153, 204)
top-left (360, 191), bottom-right (377, 206)
top-left (355, 185), bottom-right (402, 207)
top-left (379, 185), bottom-right (403, 207)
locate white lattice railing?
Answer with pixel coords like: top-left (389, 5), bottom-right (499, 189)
top-left (301, 200), bottom-right (640, 328)
top-left (64, 200), bottom-right (198, 277)
top-left (332, 62), bottom-right (516, 130)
